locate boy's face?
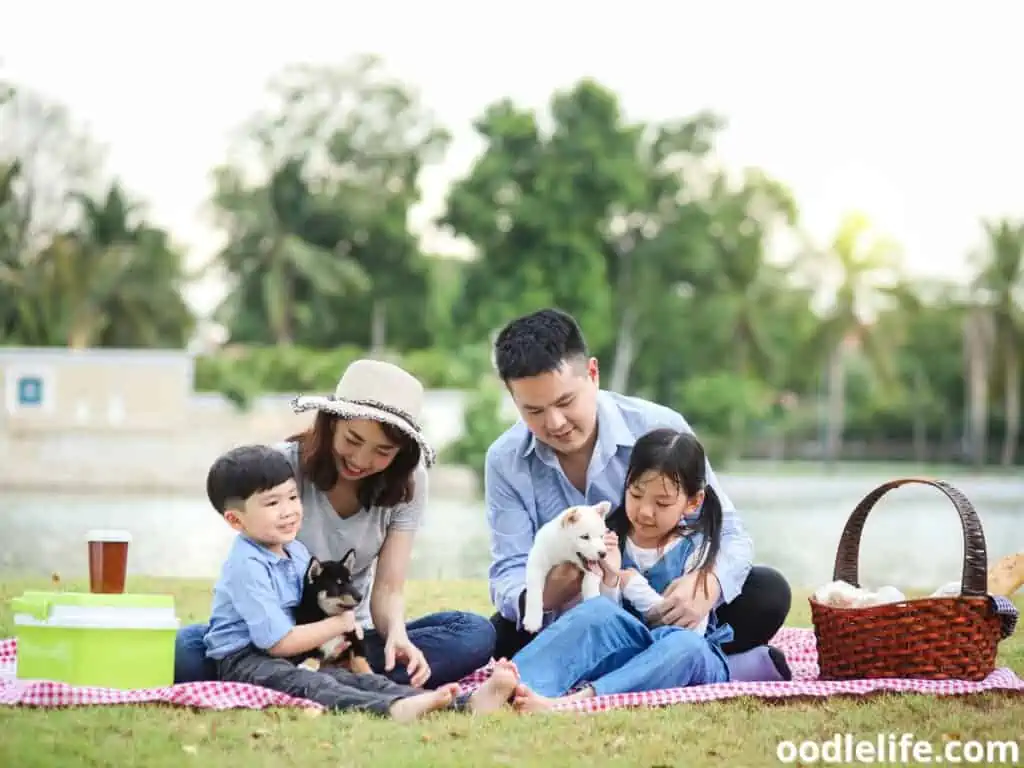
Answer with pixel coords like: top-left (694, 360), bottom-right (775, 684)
top-left (224, 478), bottom-right (303, 552)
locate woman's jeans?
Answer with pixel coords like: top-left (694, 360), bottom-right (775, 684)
top-left (175, 611), bottom-right (496, 689)
top-left (511, 596), bottom-right (730, 697)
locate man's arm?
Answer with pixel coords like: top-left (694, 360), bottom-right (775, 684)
top-left (703, 460), bottom-right (753, 604)
top-left (485, 446), bottom-right (535, 625)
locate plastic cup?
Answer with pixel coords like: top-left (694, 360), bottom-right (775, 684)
top-left (86, 530), bottom-right (132, 594)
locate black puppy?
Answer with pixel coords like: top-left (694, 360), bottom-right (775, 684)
top-left (294, 549), bottom-right (372, 674)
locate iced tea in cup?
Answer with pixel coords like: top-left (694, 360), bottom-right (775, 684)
top-left (86, 529), bottom-right (132, 594)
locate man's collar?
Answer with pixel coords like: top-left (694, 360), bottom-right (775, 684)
top-left (522, 390), bottom-right (636, 462)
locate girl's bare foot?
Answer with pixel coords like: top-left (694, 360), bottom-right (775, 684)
top-left (512, 684), bottom-right (593, 714)
top-left (468, 659), bottom-right (519, 714)
top-left (389, 683), bottom-right (459, 723)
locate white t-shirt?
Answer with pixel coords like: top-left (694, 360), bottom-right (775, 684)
top-left (607, 535), bottom-right (709, 634)
top-left (274, 440), bottom-right (427, 629)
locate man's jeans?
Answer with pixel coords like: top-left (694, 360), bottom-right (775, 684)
top-left (510, 596), bottom-right (730, 697)
top-left (175, 610), bottom-right (496, 689)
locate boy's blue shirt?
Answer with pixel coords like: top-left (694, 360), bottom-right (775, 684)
top-left (203, 535), bottom-right (312, 660)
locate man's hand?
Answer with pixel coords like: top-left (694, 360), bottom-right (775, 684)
top-left (542, 563), bottom-right (584, 610)
top-left (647, 571), bottom-right (721, 629)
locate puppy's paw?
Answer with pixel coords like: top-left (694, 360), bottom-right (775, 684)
top-left (321, 636), bottom-right (346, 660)
top-left (522, 612), bottom-right (543, 633)
top-left (298, 657), bottom-right (321, 672)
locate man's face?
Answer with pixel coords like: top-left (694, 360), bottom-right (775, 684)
top-left (506, 358), bottom-right (600, 456)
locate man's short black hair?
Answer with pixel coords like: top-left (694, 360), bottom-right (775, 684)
top-left (493, 308), bottom-right (589, 381)
top-left (206, 444), bottom-right (295, 516)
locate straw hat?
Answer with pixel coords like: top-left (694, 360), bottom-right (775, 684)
top-left (290, 359), bottom-right (436, 468)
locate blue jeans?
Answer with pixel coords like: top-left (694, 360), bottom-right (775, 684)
top-left (511, 596), bottom-right (730, 697)
top-left (174, 611), bottom-right (496, 689)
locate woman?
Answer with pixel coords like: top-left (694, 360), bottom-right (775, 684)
top-left (174, 359), bottom-right (497, 689)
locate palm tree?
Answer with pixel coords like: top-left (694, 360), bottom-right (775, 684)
top-left (209, 159), bottom-right (369, 345)
top-left (970, 218), bottom-right (1024, 466)
top-left (701, 169), bottom-right (797, 453)
top-left (3, 182), bottom-right (196, 348)
top-left (793, 212), bottom-right (903, 465)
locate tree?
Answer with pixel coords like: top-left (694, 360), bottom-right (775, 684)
top-left (209, 159), bottom-right (369, 345)
top-left (793, 212), bottom-right (904, 465)
top-left (211, 56), bottom-right (450, 351)
top-left (601, 110), bottom-right (726, 393)
top-left (0, 85), bottom-right (104, 257)
top-left (970, 218), bottom-right (1024, 466)
top-left (4, 182), bottom-right (195, 348)
top-left (441, 81), bottom-right (623, 351)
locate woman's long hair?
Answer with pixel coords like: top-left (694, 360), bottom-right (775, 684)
top-left (606, 427), bottom-right (724, 598)
top-left (287, 411), bottom-right (421, 508)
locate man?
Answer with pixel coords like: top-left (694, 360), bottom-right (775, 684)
top-left (484, 308), bottom-right (792, 681)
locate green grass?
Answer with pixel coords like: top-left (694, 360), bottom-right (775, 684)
top-left (1, 576), bottom-right (1021, 768)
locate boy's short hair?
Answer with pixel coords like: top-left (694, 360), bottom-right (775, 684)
top-left (493, 308), bottom-right (589, 382)
top-left (206, 444), bottom-right (296, 515)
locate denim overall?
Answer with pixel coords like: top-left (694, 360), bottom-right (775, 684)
top-left (511, 532), bottom-right (734, 698)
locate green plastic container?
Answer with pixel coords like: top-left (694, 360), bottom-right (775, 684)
top-left (12, 591), bottom-right (180, 690)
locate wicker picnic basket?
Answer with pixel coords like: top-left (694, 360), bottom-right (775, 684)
top-left (809, 477), bottom-right (1003, 681)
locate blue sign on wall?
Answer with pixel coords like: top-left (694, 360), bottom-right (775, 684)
top-left (17, 375), bottom-right (44, 406)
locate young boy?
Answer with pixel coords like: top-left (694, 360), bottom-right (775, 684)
top-left (202, 444), bottom-right (517, 721)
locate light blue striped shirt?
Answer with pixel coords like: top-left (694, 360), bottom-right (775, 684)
top-left (484, 389), bottom-right (754, 625)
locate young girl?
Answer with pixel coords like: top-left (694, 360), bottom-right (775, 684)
top-left (507, 427), bottom-right (787, 712)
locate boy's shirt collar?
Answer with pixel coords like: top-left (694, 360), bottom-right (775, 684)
top-left (236, 534), bottom-right (303, 564)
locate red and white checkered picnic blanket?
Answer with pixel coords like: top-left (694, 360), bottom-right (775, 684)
top-left (2, 629), bottom-right (1022, 713)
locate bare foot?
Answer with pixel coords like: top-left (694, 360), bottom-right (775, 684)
top-left (468, 659), bottom-right (519, 714)
top-left (512, 684), bottom-right (593, 714)
top-left (389, 683), bottom-right (459, 723)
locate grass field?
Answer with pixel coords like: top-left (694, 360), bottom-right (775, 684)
top-left (1, 576), bottom-right (1021, 767)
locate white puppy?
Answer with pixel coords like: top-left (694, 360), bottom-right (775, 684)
top-left (522, 500), bottom-right (612, 633)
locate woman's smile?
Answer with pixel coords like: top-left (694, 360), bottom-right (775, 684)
top-left (339, 457), bottom-right (369, 478)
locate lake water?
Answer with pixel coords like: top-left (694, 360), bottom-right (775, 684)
top-left (1, 471), bottom-right (1021, 593)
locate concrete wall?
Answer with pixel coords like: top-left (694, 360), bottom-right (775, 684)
top-left (0, 348), bottom-right (513, 495)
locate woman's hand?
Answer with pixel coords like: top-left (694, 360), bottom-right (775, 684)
top-left (384, 632), bottom-right (431, 688)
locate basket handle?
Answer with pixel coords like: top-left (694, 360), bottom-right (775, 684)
top-left (833, 477), bottom-right (989, 597)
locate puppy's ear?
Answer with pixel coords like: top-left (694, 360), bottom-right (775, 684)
top-left (594, 500), bottom-right (613, 519)
top-left (340, 548), bottom-right (357, 572)
top-left (306, 558), bottom-right (323, 584)
top-left (561, 508), bottom-right (581, 527)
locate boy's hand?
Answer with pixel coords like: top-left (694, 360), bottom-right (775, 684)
top-left (328, 612), bottom-right (360, 637)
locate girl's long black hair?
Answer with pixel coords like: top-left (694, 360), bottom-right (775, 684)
top-left (606, 427), bottom-right (724, 599)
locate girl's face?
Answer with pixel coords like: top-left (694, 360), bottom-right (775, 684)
top-left (331, 419), bottom-right (401, 481)
top-left (625, 470), bottom-right (704, 547)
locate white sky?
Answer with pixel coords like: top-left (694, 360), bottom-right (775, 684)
top-left (3, 1), bottom-right (1023, 317)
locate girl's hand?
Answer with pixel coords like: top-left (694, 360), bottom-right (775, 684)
top-left (602, 531), bottom-right (622, 573)
top-left (384, 633), bottom-right (431, 688)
